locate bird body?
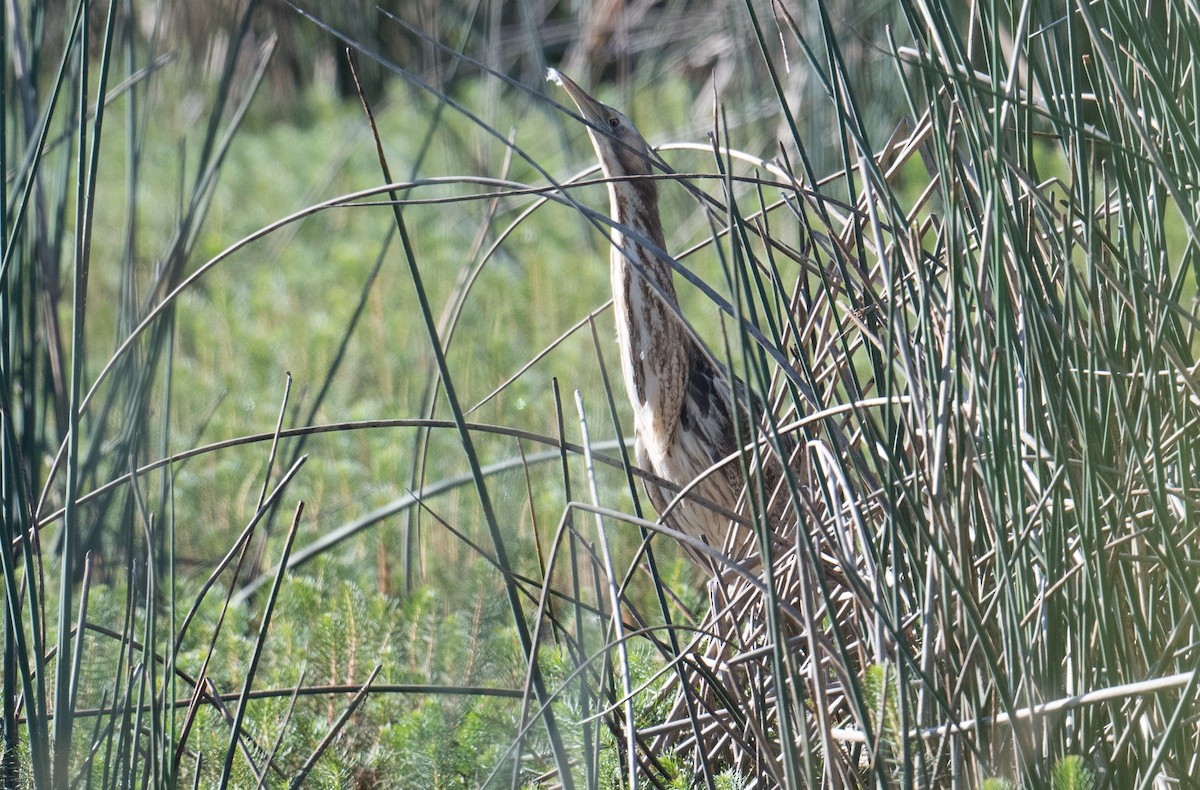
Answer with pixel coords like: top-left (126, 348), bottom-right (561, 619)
top-left (550, 70), bottom-right (759, 570)
top-left (547, 77), bottom-right (875, 778)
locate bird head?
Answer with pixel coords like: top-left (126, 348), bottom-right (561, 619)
top-left (548, 68), bottom-right (654, 180)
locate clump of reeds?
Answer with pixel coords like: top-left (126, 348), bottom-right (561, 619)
top-left (598, 2), bottom-right (1200, 786)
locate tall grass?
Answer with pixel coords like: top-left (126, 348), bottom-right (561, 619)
top-left (4, 0), bottom-right (1200, 787)
top-left (630, 1), bottom-right (1200, 785)
top-left (1, 0), bottom-right (308, 785)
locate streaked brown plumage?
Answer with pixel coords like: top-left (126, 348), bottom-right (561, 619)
top-left (550, 70), bottom-right (770, 573)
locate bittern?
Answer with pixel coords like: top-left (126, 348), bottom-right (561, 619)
top-left (549, 69), bottom-right (777, 573)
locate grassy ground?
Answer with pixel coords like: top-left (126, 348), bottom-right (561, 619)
top-left (9, 23), bottom-right (722, 786)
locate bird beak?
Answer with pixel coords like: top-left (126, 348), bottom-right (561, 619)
top-left (547, 68), bottom-right (607, 128)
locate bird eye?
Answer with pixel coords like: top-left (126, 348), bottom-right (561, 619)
top-left (608, 117), bottom-right (620, 128)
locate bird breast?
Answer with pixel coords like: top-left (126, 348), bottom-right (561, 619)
top-left (610, 245), bottom-right (689, 456)
top-left (637, 353), bottom-right (749, 558)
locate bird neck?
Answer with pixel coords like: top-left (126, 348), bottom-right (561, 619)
top-left (607, 178), bottom-right (676, 303)
top-left (606, 178), bottom-right (693, 452)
